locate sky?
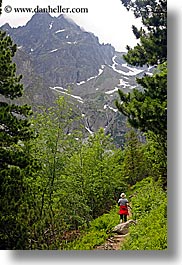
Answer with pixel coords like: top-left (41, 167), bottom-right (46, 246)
top-left (0, 0), bottom-right (143, 52)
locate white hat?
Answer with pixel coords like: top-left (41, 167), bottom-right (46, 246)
top-left (120, 193), bottom-right (126, 198)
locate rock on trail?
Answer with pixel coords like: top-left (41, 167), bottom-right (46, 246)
top-left (95, 220), bottom-right (137, 250)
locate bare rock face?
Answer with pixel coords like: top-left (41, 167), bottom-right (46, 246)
top-left (1, 13), bottom-right (151, 146)
top-left (1, 13), bottom-right (115, 88)
top-left (112, 220), bottom-right (137, 235)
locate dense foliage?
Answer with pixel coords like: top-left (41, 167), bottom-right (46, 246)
top-left (116, 0), bottom-right (167, 185)
top-left (116, 63), bottom-right (167, 143)
top-left (120, 0), bottom-right (167, 66)
top-left (0, 29), bottom-right (36, 249)
top-left (22, 98), bottom-right (126, 249)
top-left (63, 206), bottom-right (119, 250)
top-left (64, 178), bottom-right (167, 251)
top-left (121, 177), bottom-right (167, 250)
top-left (121, 128), bottom-right (145, 186)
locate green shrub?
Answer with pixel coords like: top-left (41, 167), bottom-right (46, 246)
top-left (121, 177), bottom-right (167, 250)
top-left (63, 206), bottom-right (119, 250)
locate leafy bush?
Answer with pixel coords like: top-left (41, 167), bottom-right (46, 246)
top-left (121, 177), bottom-right (167, 250)
top-left (63, 206), bottom-right (119, 250)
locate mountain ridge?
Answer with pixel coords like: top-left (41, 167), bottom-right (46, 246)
top-left (1, 13), bottom-right (154, 145)
top-left (1, 13), bottom-right (115, 88)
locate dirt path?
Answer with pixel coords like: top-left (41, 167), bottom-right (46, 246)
top-left (95, 233), bottom-right (128, 250)
top-left (95, 206), bottom-right (132, 250)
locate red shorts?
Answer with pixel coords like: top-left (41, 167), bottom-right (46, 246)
top-left (119, 205), bottom-right (129, 215)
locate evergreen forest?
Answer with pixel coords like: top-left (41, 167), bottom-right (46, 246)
top-left (0, 0), bottom-right (167, 250)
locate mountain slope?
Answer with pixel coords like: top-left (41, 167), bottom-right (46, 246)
top-left (1, 13), bottom-right (154, 145)
top-left (2, 13), bottom-right (115, 88)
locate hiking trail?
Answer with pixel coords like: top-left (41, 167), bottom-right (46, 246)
top-left (95, 233), bottom-right (128, 250)
top-left (95, 207), bottom-right (135, 250)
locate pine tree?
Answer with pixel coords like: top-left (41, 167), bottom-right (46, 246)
top-left (116, 0), bottom-right (167, 138)
top-left (120, 0), bottom-right (167, 66)
top-left (0, 30), bottom-right (34, 249)
top-left (116, 62), bottom-right (167, 141)
top-left (122, 128), bottom-right (144, 186)
top-left (116, 0), bottom-right (167, 184)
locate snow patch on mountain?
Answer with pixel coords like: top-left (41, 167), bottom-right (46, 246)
top-left (50, 49), bottom-right (58, 53)
top-left (105, 87), bottom-right (119, 95)
top-left (49, 22), bottom-right (53, 29)
top-left (111, 56), bottom-right (144, 76)
top-left (108, 106), bottom-right (118, 112)
top-left (77, 81), bottom-right (86, 86)
top-left (104, 104), bottom-right (107, 110)
top-left (77, 65), bottom-right (105, 85)
top-left (121, 63), bottom-right (144, 76)
top-left (50, 86), bottom-right (84, 103)
top-left (50, 86), bottom-right (68, 92)
top-left (118, 79), bottom-right (130, 88)
top-left (55, 29), bottom-right (66, 33)
top-left (67, 41), bottom-right (77, 44)
top-left (104, 104), bottom-right (118, 112)
top-left (129, 85), bottom-right (137, 89)
top-left (85, 126), bottom-right (94, 135)
top-left (86, 65), bottom-right (105, 81)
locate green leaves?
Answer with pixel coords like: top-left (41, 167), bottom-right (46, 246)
top-left (64, 206), bottom-right (119, 250)
top-left (121, 177), bottom-right (167, 250)
top-left (27, 97), bottom-right (125, 249)
top-left (121, 128), bottom-right (145, 186)
top-left (142, 131), bottom-right (167, 185)
top-left (62, 127), bottom-right (124, 219)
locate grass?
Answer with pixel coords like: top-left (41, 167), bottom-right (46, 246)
top-left (62, 205), bottom-right (120, 250)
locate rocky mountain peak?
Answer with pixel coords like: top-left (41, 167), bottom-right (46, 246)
top-left (0, 13), bottom-right (153, 145)
top-left (1, 13), bottom-right (115, 87)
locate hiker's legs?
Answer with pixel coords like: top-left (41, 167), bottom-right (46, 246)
top-left (124, 214), bottom-right (127, 222)
top-left (120, 214), bottom-right (123, 222)
top-left (120, 214), bottom-right (127, 223)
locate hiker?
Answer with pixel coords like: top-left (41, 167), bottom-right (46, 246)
top-left (118, 193), bottom-right (129, 223)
